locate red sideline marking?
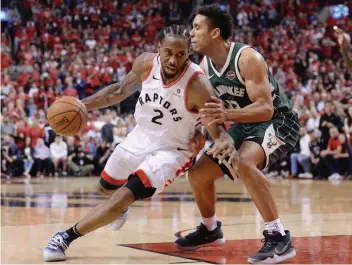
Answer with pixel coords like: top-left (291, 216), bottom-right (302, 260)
top-left (121, 235), bottom-right (352, 264)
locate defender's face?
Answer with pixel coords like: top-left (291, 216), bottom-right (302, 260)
top-left (159, 36), bottom-right (189, 79)
top-left (190, 15), bottom-right (214, 53)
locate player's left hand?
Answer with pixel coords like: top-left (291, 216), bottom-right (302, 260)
top-left (207, 137), bottom-right (238, 178)
top-left (200, 96), bottom-right (227, 126)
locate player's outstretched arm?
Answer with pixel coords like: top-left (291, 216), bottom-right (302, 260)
top-left (82, 52), bottom-right (156, 111)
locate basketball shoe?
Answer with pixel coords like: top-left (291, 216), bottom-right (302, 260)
top-left (43, 232), bottom-right (70, 261)
top-left (174, 221), bottom-right (225, 250)
top-left (247, 230), bottom-right (296, 264)
top-left (109, 208), bottom-right (129, 231)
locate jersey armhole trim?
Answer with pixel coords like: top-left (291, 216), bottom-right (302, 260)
top-left (142, 53), bottom-right (159, 82)
top-left (203, 56), bottom-right (209, 76)
top-left (234, 46), bottom-right (249, 85)
top-left (184, 71), bottom-right (205, 114)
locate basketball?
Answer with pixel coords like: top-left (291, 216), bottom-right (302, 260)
top-left (47, 96), bottom-right (88, 137)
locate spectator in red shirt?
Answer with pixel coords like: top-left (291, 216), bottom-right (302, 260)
top-left (320, 127), bottom-right (343, 180)
top-left (17, 119), bottom-right (31, 138)
top-left (29, 119), bottom-right (45, 147)
top-left (1, 51), bottom-right (12, 69)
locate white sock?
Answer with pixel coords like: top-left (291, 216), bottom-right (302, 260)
top-left (202, 215), bottom-right (218, 231)
top-left (265, 218), bottom-right (285, 236)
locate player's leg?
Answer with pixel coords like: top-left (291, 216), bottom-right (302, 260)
top-left (236, 140), bottom-right (280, 221)
top-left (43, 173), bottom-right (156, 262)
top-left (95, 143), bottom-right (144, 229)
top-left (237, 140), bottom-right (296, 264)
top-left (175, 125), bottom-right (245, 250)
top-left (188, 155), bottom-right (224, 218)
top-left (134, 148), bottom-right (224, 250)
top-left (75, 186), bottom-right (134, 234)
top-left (240, 114), bottom-right (299, 264)
top-left (175, 154), bottom-right (226, 250)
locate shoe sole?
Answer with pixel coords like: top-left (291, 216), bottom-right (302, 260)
top-left (43, 250), bottom-right (66, 262)
top-left (109, 210), bottom-right (129, 231)
top-left (174, 238), bottom-right (226, 251)
top-left (247, 247), bottom-right (296, 264)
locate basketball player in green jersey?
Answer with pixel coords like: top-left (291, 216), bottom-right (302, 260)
top-left (175, 5), bottom-right (299, 264)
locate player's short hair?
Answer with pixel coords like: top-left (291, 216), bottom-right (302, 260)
top-left (197, 5), bottom-right (234, 40)
top-left (158, 24), bottom-right (190, 44)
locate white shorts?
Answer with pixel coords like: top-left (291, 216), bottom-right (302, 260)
top-left (101, 127), bottom-right (194, 196)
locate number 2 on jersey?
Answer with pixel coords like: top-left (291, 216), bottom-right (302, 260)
top-left (151, 109), bottom-right (164, 125)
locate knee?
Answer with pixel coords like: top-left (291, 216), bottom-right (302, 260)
top-left (234, 153), bottom-right (255, 180)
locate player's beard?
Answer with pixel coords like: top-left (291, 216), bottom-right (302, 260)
top-left (161, 67), bottom-right (177, 79)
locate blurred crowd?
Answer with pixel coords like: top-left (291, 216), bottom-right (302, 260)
top-left (1, 0), bottom-right (351, 179)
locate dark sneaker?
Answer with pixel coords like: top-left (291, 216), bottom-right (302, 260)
top-left (43, 232), bottom-right (70, 261)
top-left (248, 230), bottom-right (296, 264)
top-left (174, 221), bottom-right (225, 251)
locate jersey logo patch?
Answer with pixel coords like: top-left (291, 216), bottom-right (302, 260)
top-left (173, 88), bottom-right (182, 98)
top-left (225, 70), bottom-right (236, 80)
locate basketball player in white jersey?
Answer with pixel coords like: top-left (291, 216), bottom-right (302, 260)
top-left (43, 25), bottom-right (231, 262)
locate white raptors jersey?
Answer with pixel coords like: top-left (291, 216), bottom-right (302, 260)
top-left (134, 54), bottom-right (204, 149)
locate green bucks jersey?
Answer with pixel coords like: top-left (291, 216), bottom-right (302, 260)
top-left (204, 42), bottom-right (292, 115)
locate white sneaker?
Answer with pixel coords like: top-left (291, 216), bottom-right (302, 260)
top-left (328, 173), bottom-right (336, 180)
top-left (298, 172), bottom-right (313, 179)
top-left (329, 173), bottom-right (342, 180)
top-left (334, 173), bottom-right (343, 180)
top-left (109, 208), bottom-right (129, 231)
top-left (43, 232), bottom-right (70, 261)
top-left (266, 171), bottom-right (278, 178)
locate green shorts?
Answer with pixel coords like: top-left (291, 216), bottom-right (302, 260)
top-left (205, 111), bottom-right (299, 179)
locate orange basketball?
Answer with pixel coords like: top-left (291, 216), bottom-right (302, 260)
top-left (47, 96), bottom-right (88, 137)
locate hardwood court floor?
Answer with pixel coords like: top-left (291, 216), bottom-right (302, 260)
top-left (1, 176), bottom-right (352, 264)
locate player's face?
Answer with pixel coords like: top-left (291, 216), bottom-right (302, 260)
top-left (190, 15), bottom-right (214, 53)
top-left (159, 37), bottom-right (189, 79)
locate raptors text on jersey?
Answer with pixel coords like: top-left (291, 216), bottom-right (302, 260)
top-left (133, 54), bottom-right (204, 148)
